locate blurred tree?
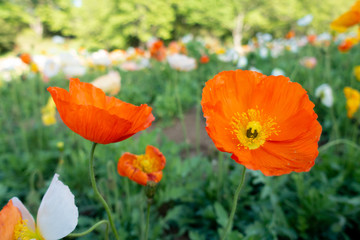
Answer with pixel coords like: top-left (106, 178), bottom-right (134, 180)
top-left (0, 0), bottom-right (354, 53)
top-left (0, 1), bottom-right (29, 53)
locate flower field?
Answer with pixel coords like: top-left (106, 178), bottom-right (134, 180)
top-left (1, 1), bottom-right (360, 240)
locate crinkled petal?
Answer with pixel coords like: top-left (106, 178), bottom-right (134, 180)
top-left (145, 146), bottom-right (166, 172)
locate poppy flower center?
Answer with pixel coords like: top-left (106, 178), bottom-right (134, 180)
top-left (134, 155), bottom-right (157, 174)
top-left (14, 220), bottom-right (44, 240)
top-left (231, 108), bottom-right (279, 150)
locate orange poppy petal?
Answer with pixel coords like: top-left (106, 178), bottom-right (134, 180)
top-left (232, 119), bottom-right (321, 176)
top-left (117, 153), bottom-right (137, 177)
top-left (203, 103), bottom-right (239, 153)
top-left (0, 200), bottom-right (22, 240)
top-left (202, 70), bottom-right (266, 119)
top-left (145, 145), bottom-right (166, 172)
top-left (251, 75), bottom-right (314, 123)
top-left (69, 78), bottom-right (107, 108)
top-left (47, 78), bottom-right (155, 144)
top-left (50, 97), bottom-right (133, 144)
top-left (331, 1), bottom-right (360, 32)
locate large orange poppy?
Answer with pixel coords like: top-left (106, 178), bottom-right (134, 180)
top-left (331, 0), bottom-right (360, 32)
top-left (201, 70), bottom-right (322, 176)
top-left (48, 78), bottom-right (154, 144)
top-left (117, 145), bottom-right (166, 186)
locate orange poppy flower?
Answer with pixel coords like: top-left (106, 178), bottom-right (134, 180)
top-left (201, 70), bottom-right (322, 176)
top-left (285, 30), bottom-right (295, 39)
top-left (200, 55), bottom-right (210, 64)
top-left (20, 53), bottom-right (31, 65)
top-left (338, 38), bottom-right (357, 52)
top-left (331, 0), bottom-right (360, 32)
top-left (307, 34), bottom-right (317, 44)
top-left (0, 199), bottom-right (22, 240)
top-left (47, 78), bottom-right (154, 144)
top-left (117, 145), bottom-right (166, 185)
top-left (150, 40), bottom-right (167, 61)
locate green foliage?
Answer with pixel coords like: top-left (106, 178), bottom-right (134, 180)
top-left (1, 41), bottom-right (360, 239)
top-left (0, 0), bottom-right (355, 53)
top-left (0, 1), bottom-right (29, 53)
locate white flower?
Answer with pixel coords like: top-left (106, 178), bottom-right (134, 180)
top-left (297, 36), bottom-right (308, 47)
top-left (63, 65), bottom-right (86, 77)
top-left (259, 47), bottom-right (268, 59)
top-left (91, 71), bottom-right (121, 95)
top-left (52, 35), bottom-right (65, 44)
top-left (109, 50), bottom-right (127, 64)
top-left (249, 66), bottom-right (262, 73)
top-left (297, 14), bottom-right (313, 26)
top-left (271, 68), bottom-right (285, 76)
top-left (237, 56), bottom-right (248, 68)
top-left (315, 84), bottom-right (334, 107)
top-left (167, 54), bottom-right (196, 71)
top-left (43, 58), bottom-right (60, 78)
top-left (181, 34), bottom-right (193, 44)
top-left (91, 50), bottom-right (111, 66)
top-left (317, 32), bottom-right (332, 42)
top-left (218, 49), bottom-right (239, 62)
top-left (10, 174), bottom-right (78, 239)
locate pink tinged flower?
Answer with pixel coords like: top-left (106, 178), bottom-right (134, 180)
top-left (300, 57), bottom-right (317, 69)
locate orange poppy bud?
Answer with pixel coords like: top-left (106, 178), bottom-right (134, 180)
top-left (47, 78), bottom-right (154, 144)
top-left (20, 53), bottom-right (31, 65)
top-left (201, 70), bottom-right (322, 176)
top-left (117, 145), bottom-right (166, 186)
top-left (200, 55), bottom-right (210, 64)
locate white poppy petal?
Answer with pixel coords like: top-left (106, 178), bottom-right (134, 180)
top-left (11, 197), bottom-right (36, 231)
top-left (37, 174), bottom-right (78, 240)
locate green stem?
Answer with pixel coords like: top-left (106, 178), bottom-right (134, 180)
top-left (217, 152), bottom-right (224, 201)
top-left (174, 72), bottom-right (189, 154)
top-left (67, 220), bottom-right (109, 238)
top-left (89, 142), bottom-right (120, 240)
top-left (318, 139), bottom-right (360, 153)
top-left (144, 200), bottom-right (151, 240)
top-left (329, 106), bottom-right (340, 140)
top-left (220, 166), bottom-right (246, 240)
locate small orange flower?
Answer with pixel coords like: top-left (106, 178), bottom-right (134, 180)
top-left (150, 40), bottom-right (167, 61)
top-left (200, 55), bottom-right (210, 64)
top-left (331, 0), bottom-right (360, 32)
top-left (201, 70), bottom-right (322, 176)
top-left (285, 30), bottom-right (295, 39)
top-left (117, 145), bottom-right (166, 185)
top-left (338, 38), bottom-right (357, 52)
top-left (307, 34), bottom-right (317, 44)
top-left (47, 78), bottom-right (154, 144)
top-left (0, 199), bottom-right (22, 240)
top-left (20, 53), bottom-right (31, 65)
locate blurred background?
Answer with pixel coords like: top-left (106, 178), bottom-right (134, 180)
top-left (0, 0), bottom-right (352, 54)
